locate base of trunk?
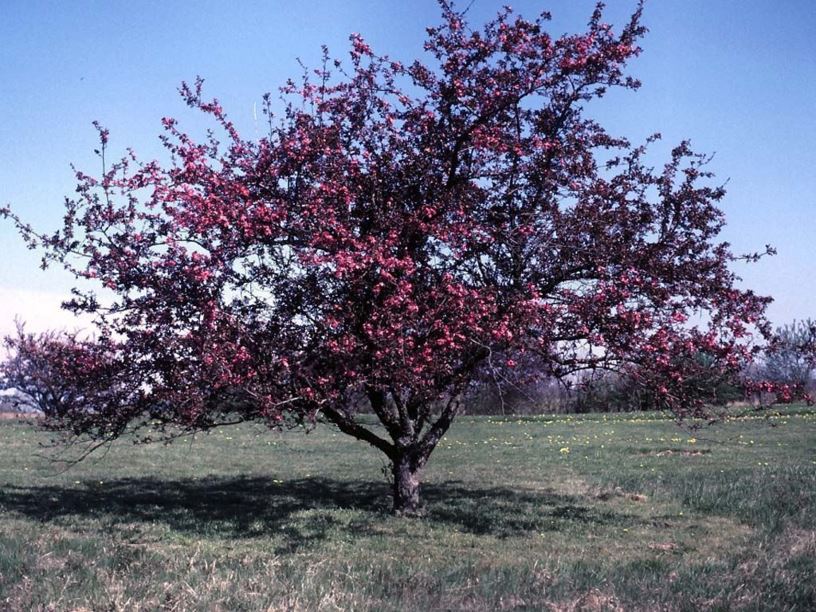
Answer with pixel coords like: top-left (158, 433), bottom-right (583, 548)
top-left (392, 453), bottom-right (425, 516)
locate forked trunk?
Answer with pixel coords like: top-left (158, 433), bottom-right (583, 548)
top-left (323, 392), bottom-right (459, 516)
top-left (392, 451), bottom-right (423, 516)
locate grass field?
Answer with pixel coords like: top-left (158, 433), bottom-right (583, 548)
top-left (0, 408), bottom-right (814, 611)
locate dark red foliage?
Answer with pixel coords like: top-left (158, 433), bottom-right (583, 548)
top-left (1, 325), bottom-right (140, 436)
top-left (0, 2), bottom-right (782, 512)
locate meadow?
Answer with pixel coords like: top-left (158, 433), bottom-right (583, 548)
top-left (0, 407), bottom-right (814, 611)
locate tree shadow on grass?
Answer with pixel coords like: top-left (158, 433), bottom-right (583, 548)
top-left (0, 476), bottom-right (641, 550)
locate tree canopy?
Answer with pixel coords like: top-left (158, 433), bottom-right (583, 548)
top-left (1, 1), bottom-right (776, 513)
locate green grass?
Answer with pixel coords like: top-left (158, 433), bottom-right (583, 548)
top-left (0, 408), bottom-right (814, 610)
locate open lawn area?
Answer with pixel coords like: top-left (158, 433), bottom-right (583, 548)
top-left (1, 408), bottom-right (814, 610)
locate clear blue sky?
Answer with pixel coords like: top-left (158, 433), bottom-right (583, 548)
top-left (1, 0), bottom-right (814, 334)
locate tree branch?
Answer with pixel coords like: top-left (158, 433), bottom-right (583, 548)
top-left (322, 405), bottom-right (395, 458)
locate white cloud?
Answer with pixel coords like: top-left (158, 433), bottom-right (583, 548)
top-left (0, 287), bottom-right (97, 338)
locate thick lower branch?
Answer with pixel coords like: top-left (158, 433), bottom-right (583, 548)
top-left (322, 405), bottom-right (395, 457)
top-left (366, 386), bottom-right (403, 442)
top-left (417, 394), bottom-right (461, 458)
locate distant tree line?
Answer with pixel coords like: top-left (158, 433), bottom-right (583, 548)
top-left (464, 321), bottom-right (815, 415)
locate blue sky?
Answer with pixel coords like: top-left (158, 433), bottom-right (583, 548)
top-left (1, 0), bottom-right (814, 334)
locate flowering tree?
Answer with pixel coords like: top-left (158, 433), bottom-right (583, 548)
top-left (1, 324), bottom-right (134, 426)
top-left (1, 2), bottom-right (776, 513)
top-left (745, 320), bottom-right (816, 404)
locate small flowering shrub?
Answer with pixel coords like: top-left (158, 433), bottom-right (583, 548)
top-left (0, 1), bottom-right (784, 513)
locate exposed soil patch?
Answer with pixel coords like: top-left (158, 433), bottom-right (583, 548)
top-left (655, 449), bottom-right (708, 457)
top-left (594, 487), bottom-right (648, 502)
top-left (648, 541), bottom-right (679, 552)
top-left (640, 448), bottom-right (711, 457)
top-left (0, 411), bottom-right (40, 420)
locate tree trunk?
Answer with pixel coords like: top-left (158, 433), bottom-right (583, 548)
top-left (392, 451), bottom-right (423, 516)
